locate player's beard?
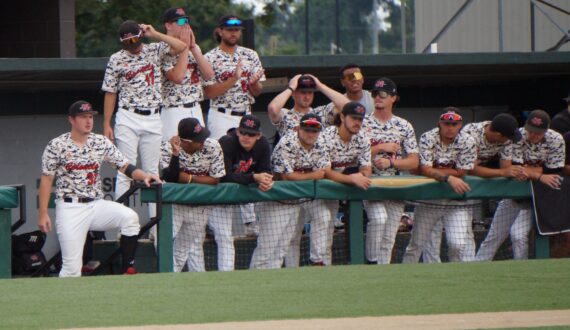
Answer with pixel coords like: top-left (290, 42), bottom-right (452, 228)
top-left (222, 37), bottom-right (239, 47)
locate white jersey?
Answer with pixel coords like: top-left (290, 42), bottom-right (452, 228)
top-left (161, 43), bottom-right (204, 107)
top-left (463, 121), bottom-right (513, 165)
top-left (42, 133), bottom-right (128, 200)
top-left (323, 126), bottom-right (371, 172)
top-left (102, 43), bottom-right (170, 109)
top-left (204, 46), bottom-right (265, 112)
top-left (363, 114), bottom-right (419, 176)
top-left (271, 106), bottom-right (332, 138)
top-left (512, 128), bottom-right (565, 168)
top-left (160, 138), bottom-right (226, 178)
top-left (419, 128), bottom-right (476, 170)
top-left (271, 132), bottom-right (331, 174)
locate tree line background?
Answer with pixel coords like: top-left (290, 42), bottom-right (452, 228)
top-left (76, 0), bottom-right (414, 57)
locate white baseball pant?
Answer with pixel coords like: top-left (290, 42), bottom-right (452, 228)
top-left (208, 205), bottom-right (239, 271)
top-left (55, 199), bottom-right (139, 277)
top-left (476, 199), bottom-right (533, 261)
top-left (206, 109), bottom-right (243, 140)
top-left (161, 104), bottom-right (205, 142)
top-left (422, 219), bottom-right (476, 263)
top-left (172, 204), bottom-right (212, 272)
top-left (402, 202), bottom-right (471, 263)
top-left (114, 109), bottom-right (161, 220)
top-left (283, 199), bottom-right (335, 267)
top-left (364, 200), bottom-right (405, 264)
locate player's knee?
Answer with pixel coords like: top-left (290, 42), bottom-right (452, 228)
top-left (120, 208), bottom-right (140, 236)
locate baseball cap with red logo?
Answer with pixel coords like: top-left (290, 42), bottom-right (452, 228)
top-left (178, 117), bottom-right (210, 143)
top-left (239, 114), bottom-right (262, 134)
top-left (163, 7), bottom-right (189, 23)
top-left (372, 77), bottom-right (397, 95)
top-left (297, 75), bottom-right (318, 92)
top-left (118, 20), bottom-right (142, 51)
top-left (341, 101), bottom-right (367, 119)
top-left (68, 100), bottom-right (98, 116)
top-left (525, 109), bottom-right (550, 133)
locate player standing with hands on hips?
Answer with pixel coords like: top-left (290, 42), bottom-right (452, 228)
top-left (102, 20), bottom-right (185, 212)
top-left (38, 101), bottom-right (161, 277)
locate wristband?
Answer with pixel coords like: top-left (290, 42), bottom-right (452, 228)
top-left (188, 174), bottom-right (193, 184)
top-left (124, 164), bottom-right (137, 179)
top-left (287, 86), bottom-right (294, 93)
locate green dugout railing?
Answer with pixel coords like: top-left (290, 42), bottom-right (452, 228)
top-left (0, 186), bottom-right (22, 278)
top-left (141, 176), bottom-right (538, 272)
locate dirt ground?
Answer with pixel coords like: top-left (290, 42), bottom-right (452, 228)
top-left (79, 309), bottom-right (570, 330)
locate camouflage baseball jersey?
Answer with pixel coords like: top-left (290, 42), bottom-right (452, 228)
top-left (323, 126), bottom-right (371, 172)
top-left (203, 46), bottom-right (265, 112)
top-left (363, 114), bottom-right (419, 176)
top-left (160, 138), bottom-right (226, 178)
top-left (161, 43), bottom-right (204, 108)
top-left (462, 121), bottom-right (513, 166)
top-left (419, 127), bottom-right (476, 170)
top-left (271, 132), bottom-right (331, 174)
top-left (512, 128), bottom-right (565, 168)
top-left (102, 43), bottom-right (170, 109)
top-left (272, 106), bottom-right (332, 138)
top-left (42, 133), bottom-right (128, 200)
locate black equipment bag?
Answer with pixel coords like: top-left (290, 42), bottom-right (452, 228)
top-left (12, 230), bottom-right (47, 275)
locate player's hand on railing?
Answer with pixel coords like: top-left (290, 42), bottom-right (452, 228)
top-left (447, 176), bottom-right (470, 195)
top-left (254, 172), bottom-right (274, 191)
top-left (312, 169), bottom-right (326, 180)
top-left (503, 165), bottom-right (524, 178)
top-left (38, 214), bottom-right (52, 233)
top-left (539, 173), bottom-right (563, 190)
top-left (374, 158), bottom-right (391, 170)
top-left (143, 174), bottom-right (163, 187)
top-left (350, 172), bottom-right (371, 190)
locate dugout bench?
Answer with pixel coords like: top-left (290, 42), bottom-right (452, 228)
top-left (141, 176), bottom-right (539, 272)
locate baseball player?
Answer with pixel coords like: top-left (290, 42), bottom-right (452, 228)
top-left (102, 20), bottom-right (186, 220)
top-left (476, 110), bottom-right (565, 261)
top-left (160, 118), bottom-right (225, 272)
top-left (323, 102), bottom-right (373, 265)
top-left (268, 74), bottom-right (349, 138)
top-left (422, 113), bottom-right (523, 262)
top-left (402, 107), bottom-right (477, 263)
top-left (203, 14), bottom-right (266, 140)
top-left (251, 113), bottom-right (332, 269)
top-left (38, 101), bottom-right (161, 277)
top-left (212, 114), bottom-right (273, 271)
top-left (337, 63), bottom-right (375, 115)
top-left (362, 77), bottom-right (419, 264)
top-left (160, 7), bottom-right (214, 139)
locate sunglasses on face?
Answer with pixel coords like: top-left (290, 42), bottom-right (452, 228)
top-left (239, 129), bottom-right (258, 137)
top-left (300, 119), bottom-right (322, 131)
top-left (344, 72), bottom-right (363, 82)
top-left (439, 112), bottom-right (463, 122)
top-left (172, 17), bottom-right (189, 26)
top-left (371, 90), bottom-right (391, 99)
top-left (225, 19), bottom-right (242, 26)
top-left (120, 31), bottom-right (142, 44)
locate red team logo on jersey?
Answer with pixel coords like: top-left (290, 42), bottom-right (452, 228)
top-left (235, 158), bottom-right (253, 173)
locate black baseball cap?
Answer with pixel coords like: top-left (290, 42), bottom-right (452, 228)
top-left (118, 20), bottom-right (142, 50)
top-left (490, 113), bottom-right (522, 142)
top-left (178, 118), bottom-right (210, 143)
top-left (68, 100), bottom-right (98, 116)
top-left (299, 113), bottom-right (322, 132)
top-left (525, 109), bottom-right (550, 133)
top-left (218, 15), bottom-right (244, 29)
top-left (372, 77), bottom-right (397, 95)
top-left (297, 75), bottom-right (318, 92)
top-left (342, 101), bottom-right (366, 119)
top-left (163, 7), bottom-right (189, 23)
top-left (239, 114), bottom-right (261, 134)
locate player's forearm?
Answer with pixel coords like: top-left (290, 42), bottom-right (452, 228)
top-left (156, 32), bottom-right (187, 55)
top-left (192, 47), bottom-right (214, 80)
top-left (525, 166), bottom-right (543, 180)
top-left (468, 165), bottom-right (506, 178)
top-left (248, 81), bottom-right (263, 97)
top-left (421, 166), bottom-right (460, 182)
top-left (38, 175), bottom-right (54, 215)
top-left (321, 85), bottom-right (349, 111)
top-left (282, 172), bottom-right (314, 181)
top-left (203, 79), bottom-right (237, 99)
top-left (103, 92), bottom-right (117, 126)
top-left (325, 169), bottom-right (354, 185)
top-left (167, 50), bottom-right (189, 84)
top-left (268, 90), bottom-right (291, 121)
top-left (393, 154), bottom-right (419, 171)
top-left (190, 175), bottom-right (219, 185)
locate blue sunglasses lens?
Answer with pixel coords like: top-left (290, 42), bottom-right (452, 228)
top-left (226, 19), bottom-right (242, 26)
top-left (176, 18), bottom-right (189, 26)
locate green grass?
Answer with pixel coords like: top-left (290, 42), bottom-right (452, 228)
top-left (1, 259), bottom-right (569, 329)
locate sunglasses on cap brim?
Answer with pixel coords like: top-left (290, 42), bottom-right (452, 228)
top-left (371, 90), bottom-right (391, 99)
top-left (224, 19), bottom-right (242, 26)
top-left (344, 72), bottom-right (364, 82)
top-left (171, 17), bottom-right (189, 26)
top-left (439, 112), bottom-right (463, 122)
top-left (120, 31), bottom-right (142, 44)
top-left (300, 119), bottom-right (322, 131)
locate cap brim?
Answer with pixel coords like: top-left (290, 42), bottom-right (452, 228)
top-left (239, 128), bottom-right (261, 135)
top-left (524, 123), bottom-right (547, 134)
top-left (300, 126), bottom-right (321, 132)
top-left (439, 120), bottom-right (462, 123)
top-left (297, 88), bottom-right (318, 92)
top-left (71, 111), bottom-right (98, 116)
